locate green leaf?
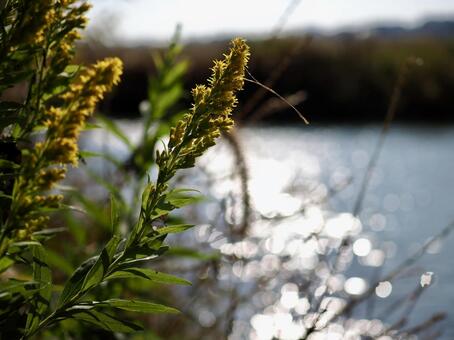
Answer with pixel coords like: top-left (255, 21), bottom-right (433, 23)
top-left (156, 224), bottom-right (195, 236)
top-left (97, 114), bottom-right (134, 150)
top-left (110, 194), bottom-right (120, 235)
top-left (32, 245), bottom-right (51, 301)
top-left (0, 257), bottom-right (14, 274)
top-left (62, 64), bottom-right (81, 76)
top-left (0, 69), bottom-right (33, 92)
top-left (78, 150), bottom-right (122, 167)
top-left (85, 169), bottom-right (123, 209)
top-left (162, 60), bottom-right (188, 88)
top-left (165, 188), bottom-right (203, 208)
top-left (32, 227), bottom-right (66, 238)
top-left (150, 84), bottom-right (183, 120)
top-left (106, 268), bottom-right (191, 286)
top-left (152, 189), bottom-right (202, 219)
top-left (81, 235), bottom-right (121, 292)
top-left (26, 245), bottom-right (52, 333)
top-left (32, 227), bottom-right (66, 236)
top-left (119, 246), bottom-right (169, 268)
top-left (146, 33), bottom-right (187, 123)
top-left (0, 191), bottom-right (12, 200)
top-left (72, 310), bottom-right (143, 333)
top-left (151, 52), bottom-right (164, 71)
top-left (69, 191), bottom-right (110, 229)
top-left (125, 220), bottom-right (143, 249)
top-left (99, 298), bottom-right (180, 314)
top-left (141, 182), bottom-right (155, 211)
top-left (0, 159), bottom-right (20, 169)
top-left (10, 241), bottom-right (42, 248)
top-left (0, 281), bottom-right (41, 299)
top-left (83, 122), bottom-right (102, 130)
top-left (58, 256), bottom-right (98, 307)
top-left (121, 242), bottom-right (167, 262)
top-left (45, 249), bottom-right (74, 276)
top-left (64, 211), bottom-right (87, 247)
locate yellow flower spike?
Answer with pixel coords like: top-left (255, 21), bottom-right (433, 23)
top-left (40, 57), bottom-right (123, 168)
top-left (37, 168), bottom-right (67, 190)
top-left (166, 38), bottom-right (249, 172)
top-left (10, 0), bottom-right (54, 46)
top-left (3, 2), bottom-right (126, 244)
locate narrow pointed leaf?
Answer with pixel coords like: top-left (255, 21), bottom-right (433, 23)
top-left (72, 310), bottom-right (143, 333)
top-left (26, 245), bottom-right (51, 333)
top-left (58, 256), bottom-right (97, 307)
top-left (0, 257), bottom-right (14, 274)
top-left (97, 114), bottom-right (134, 150)
top-left (45, 249), bottom-right (74, 276)
top-left (110, 194), bottom-right (120, 235)
top-left (156, 224), bottom-right (195, 236)
top-left (165, 188), bottom-right (203, 208)
top-left (106, 268), bottom-right (191, 286)
top-left (81, 235), bottom-right (121, 291)
top-left (99, 298), bottom-right (180, 314)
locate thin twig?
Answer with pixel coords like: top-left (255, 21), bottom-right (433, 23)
top-left (223, 130), bottom-right (251, 237)
top-left (352, 57), bottom-right (420, 216)
top-left (245, 72), bottom-right (309, 124)
top-left (271, 0), bottom-right (303, 39)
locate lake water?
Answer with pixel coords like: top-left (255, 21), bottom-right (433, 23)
top-left (83, 123), bottom-right (454, 338)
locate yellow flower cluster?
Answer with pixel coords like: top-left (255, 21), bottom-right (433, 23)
top-left (165, 38), bottom-right (250, 170)
top-left (40, 2), bottom-right (91, 93)
top-left (11, 57), bottom-right (123, 241)
top-left (8, 1), bottom-right (89, 50)
top-left (52, 2), bottom-right (91, 66)
top-left (9, 0), bottom-right (53, 47)
top-left (1, 1), bottom-right (126, 248)
top-left (43, 57), bottom-right (123, 166)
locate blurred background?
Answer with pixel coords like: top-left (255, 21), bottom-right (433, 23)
top-left (82, 0), bottom-right (454, 123)
top-left (72, 0), bottom-right (454, 338)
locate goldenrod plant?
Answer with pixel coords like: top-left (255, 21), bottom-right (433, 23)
top-left (0, 1), bottom-right (249, 338)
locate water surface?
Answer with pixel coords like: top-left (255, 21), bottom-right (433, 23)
top-left (83, 123), bottom-right (454, 338)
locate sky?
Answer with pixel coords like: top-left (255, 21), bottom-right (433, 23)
top-left (88, 0), bottom-right (454, 44)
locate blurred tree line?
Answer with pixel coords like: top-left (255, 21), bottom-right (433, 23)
top-left (73, 35), bottom-right (454, 123)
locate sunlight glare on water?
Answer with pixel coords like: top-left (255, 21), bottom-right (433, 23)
top-left (360, 249), bottom-right (385, 267)
top-left (344, 277), bottom-right (368, 295)
top-left (324, 213), bottom-right (362, 239)
top-left (83, 123), bottom-right (454, 339)
top-left (420, 272), bottom-right (434, 287)
top-left (248, 158), bottom-right (301, 217)
top-left (353, 238), bottom-right (372, 257)
top-left (375, 281), bottom-right (392, 298)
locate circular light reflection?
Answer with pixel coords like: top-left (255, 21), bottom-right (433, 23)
top-left (369, 213), bottom-right (386, 231)
top-left (375, 281), bottom-right (392, 298)
top-left (353, 238), bottom-right (372, 257)
top-left (344, 277), bottom-right (368, 295)
top-left (361, 249), bottom-right (385, 267)
top-left (198, 309), bottom-right (216, 327)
